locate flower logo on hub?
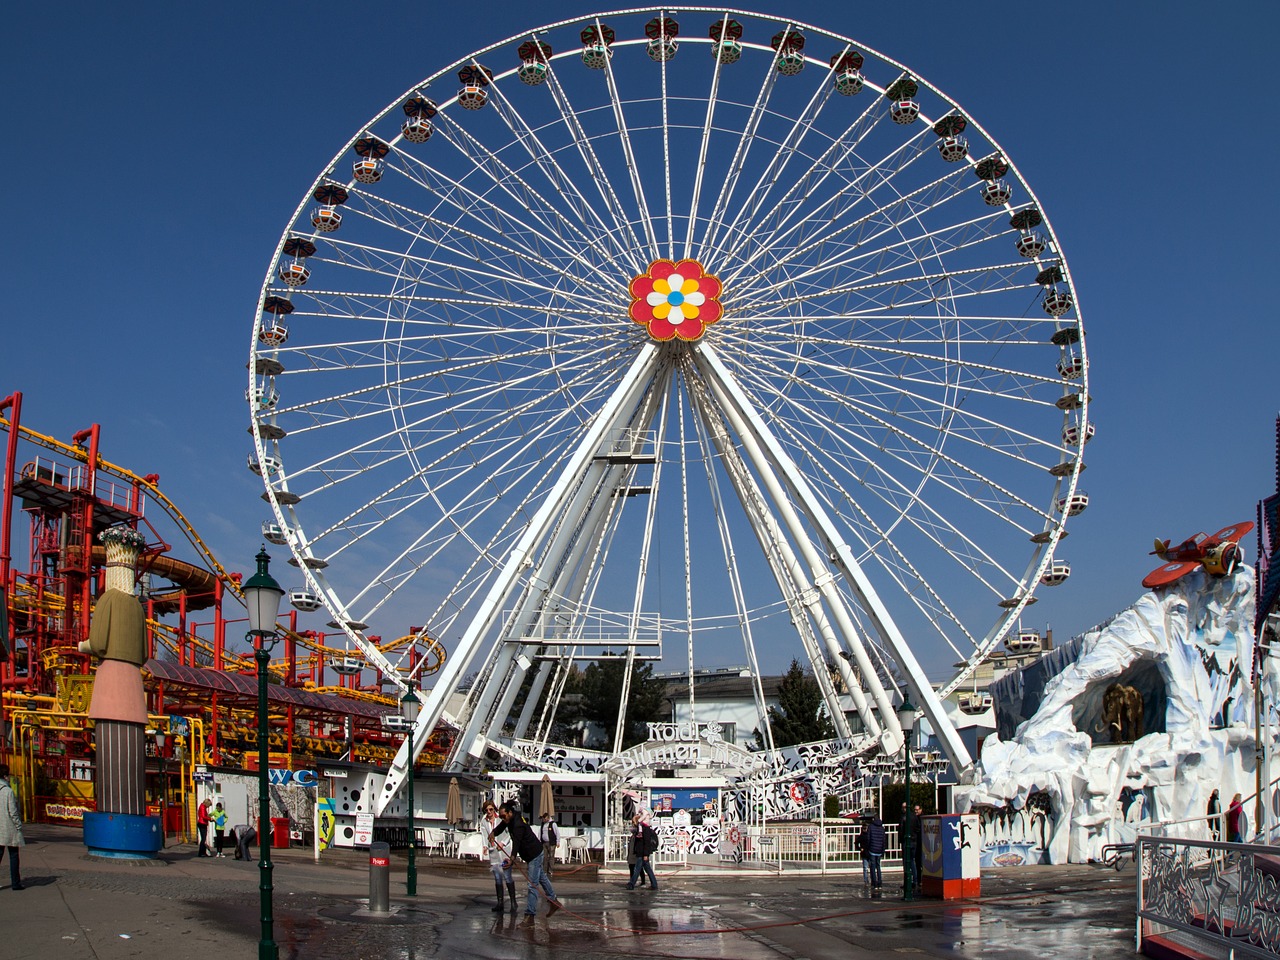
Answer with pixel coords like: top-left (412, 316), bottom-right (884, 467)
top-left (629, 259), bottom-right (723, 341)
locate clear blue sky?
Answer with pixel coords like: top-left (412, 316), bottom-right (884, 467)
top-left (2, 2), bottom-right (1276, 680)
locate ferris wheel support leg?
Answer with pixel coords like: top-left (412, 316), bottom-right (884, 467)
top-left (374, 346), bottom-right (662, 815)
top-left (698, 357), bottom-right (883, 746)
top-left (464, 366), bottom-right (671, 758)
top-left (699, 345), bottom-right (972, 773)
top-left (459, 411), bottom-right (652, 759)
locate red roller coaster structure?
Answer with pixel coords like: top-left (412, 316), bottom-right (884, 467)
top-left (0, 391), bottom-right (451, 832)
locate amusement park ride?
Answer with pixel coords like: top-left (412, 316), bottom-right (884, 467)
top-left (0, 391), bottom-right (448, 832)
top-left (1142, 521), bottom-right (1255, 589)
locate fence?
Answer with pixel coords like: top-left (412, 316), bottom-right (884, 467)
top-left (607, 819), bottom-right (907, 874)
top-left (1136, 834), bottom-right (1280, 958)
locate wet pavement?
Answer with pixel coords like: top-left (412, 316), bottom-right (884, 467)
top-left (6, 824), bottom-right (1139, 959)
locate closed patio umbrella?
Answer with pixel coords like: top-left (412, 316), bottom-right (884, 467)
top-left (539, 774), bottom-right (555, 819)
top-left (445, 776), bottom-right (463, 825)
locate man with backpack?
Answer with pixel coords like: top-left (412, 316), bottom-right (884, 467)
top-left (626, 813), bottom-right (659, 891)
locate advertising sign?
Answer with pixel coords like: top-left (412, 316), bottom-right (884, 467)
top-left (354, 813), bottom-right (375, 846)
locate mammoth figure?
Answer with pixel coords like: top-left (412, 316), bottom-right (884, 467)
top-left (1095, 683), bottom-right (1144, 743)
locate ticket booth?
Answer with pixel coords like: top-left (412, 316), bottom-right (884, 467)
top-left (921, 813), bottom-right (980, 898)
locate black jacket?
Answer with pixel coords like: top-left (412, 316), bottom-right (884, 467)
top-left (492, 814), bottom-right (543, 862)
top-left (864, 818), bottom-right (886, 856)
top-left (631, 822), bottom-right (659, 857)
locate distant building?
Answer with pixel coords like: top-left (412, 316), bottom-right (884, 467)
top-left (661, 667), bottom-right (784, 748)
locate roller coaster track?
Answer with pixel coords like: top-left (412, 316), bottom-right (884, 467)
top-left (2, 416), bottom-right (448, 680)
top-left (1, 416), bottom-right (243, 600)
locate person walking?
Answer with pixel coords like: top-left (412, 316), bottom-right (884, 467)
top-left (625, 814), bottom-right (659, 891)
top-left (482, 801), bottom-right (517, 913)
top-left (213, 802), bottom-right (229, 858)
top-left (0, 764), bottom-right (25, 890)
top-left (864, 810), bottom-right (886, 893)
top-left (857, 817), bottom-right (871, 888)
top-left (491, 801), bottom-right (561, 926)
top-left (538, 811), bottom-right (559, 879)
top-left (1206, 789), bottom-right (1222, 842)
top-left (1227, 792), bottom-right (1245, 843)
top-left (196, 798), bottom-right (213, 857)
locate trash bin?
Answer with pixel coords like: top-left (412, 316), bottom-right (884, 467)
top-left (271, 817), bottom-right (291, 849)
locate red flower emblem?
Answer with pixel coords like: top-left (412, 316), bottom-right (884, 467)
top-left (628, 259), bottom-right (723, 341)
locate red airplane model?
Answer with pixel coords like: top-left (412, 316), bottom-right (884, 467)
top-left (1141, 521), bottom-right (1255, 589)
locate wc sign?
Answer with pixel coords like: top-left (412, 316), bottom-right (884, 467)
top-left (268, 769), bottom-right (318, 788)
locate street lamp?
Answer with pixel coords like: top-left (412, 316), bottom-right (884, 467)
top-left (896, 695), bottom-right (918, 903)
top-left (244, 547), bottom-right (284, 960)
top-left (400, 680), bottom-right (421, 897)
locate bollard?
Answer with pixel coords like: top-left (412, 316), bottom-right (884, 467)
top-left (369, 841), bottom-right (391, 914)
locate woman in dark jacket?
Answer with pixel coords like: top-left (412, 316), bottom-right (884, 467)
top-left (626, 815), bottom-right (659, 890)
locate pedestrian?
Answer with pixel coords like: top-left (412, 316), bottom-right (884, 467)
top-left (864, 809), bottom-right (886, 892)
top-left (911, 804), bottom-right (924, 888)
top-left (213, 802), bottom-right (228, 858)
top-left (196, 797), bottom-right (213, 857)
top-left (491, 801), bottom-right (561, 926)
top-left (0, 764), bottom-right (25, 890)
top-left (1227, 792), bottom-right (1245, 843)
top-left (1206, 789), bottom-right (1221, 842)
top-left (625, 813), bottom-right (659, 891)
top-left (538, 811), bottom-right (559, 879)
top-left (233, 823), bottom-right (256, 861)
top-left (860, 824), bottom-right (870, 890)
top-left (482, 801), bottom-right (517, 913)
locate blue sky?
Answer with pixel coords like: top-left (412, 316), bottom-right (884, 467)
top-left (3, 2), bottom-right (1276, 682)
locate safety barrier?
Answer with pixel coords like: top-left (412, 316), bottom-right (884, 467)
top-left (1136, 834), bottom-right (1280, 958)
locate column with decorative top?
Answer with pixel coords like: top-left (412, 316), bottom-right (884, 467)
top-left (79, 526), bottom-right (162, 857)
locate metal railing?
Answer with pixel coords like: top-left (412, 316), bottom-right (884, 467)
top-left (1136, 834), bottom-right (1280, 958)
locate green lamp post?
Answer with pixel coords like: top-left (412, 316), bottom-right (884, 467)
top-left (244, 547), bottom-right (284, 960)
top-left (897, 695), bottom-right (918, 903)
top-left (401, 680), bottom-right (421, 896)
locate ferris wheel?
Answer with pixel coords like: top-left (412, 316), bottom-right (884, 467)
top-left (248, 8), bottom-right (1089, 793)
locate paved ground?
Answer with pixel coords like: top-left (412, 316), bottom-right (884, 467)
top-left (4, 824), bottom-right (1140, 959)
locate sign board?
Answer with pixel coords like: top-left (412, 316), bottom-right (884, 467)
top-left (354, 813), bottom-right (374, 846)
top-left (193, 770), bottom-right (214, 783)
top-left (321, 768), bottom-right (348, 779)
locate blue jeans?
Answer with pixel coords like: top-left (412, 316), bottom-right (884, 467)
top-left (628, 855), bottom-right (657, 888)
top-left (867, 852), bottom-right (882, 887)
top-left (525, 851), bottom-right (556, 915)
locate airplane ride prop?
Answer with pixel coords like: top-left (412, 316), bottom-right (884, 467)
top-left (1142, 521), bottom-right (1255, 589)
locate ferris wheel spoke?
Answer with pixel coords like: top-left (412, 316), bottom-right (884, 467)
top-left (754, 398), bottom-right (1028, 599)
top-left (693, 40), bottom-right (785, 262)
top-left (719, 112), bottom-right (936, 287)
top-left (540, 51), bottom-right (646, 272)
top-left (732, 206), bottom-right (1023, 312)
top-left (478, 77), bottom-right (640, 269)
top-left (342, 188), bottom-right (622, 302)
top-left (682, 29), bottom-right (730, 259)
top-left (724, 157), bottom-right (977, 294)
top-left (732, 350), bottom-right (1057, 533)
top-left (599, 44), bottom-right (659, 256)
top-left (700, 61), bottom-right (837, 270)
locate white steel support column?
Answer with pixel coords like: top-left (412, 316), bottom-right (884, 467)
top-left (374, 345), bottom-right (661, 814)
top-left (698, 345), bottom-right (972, 772)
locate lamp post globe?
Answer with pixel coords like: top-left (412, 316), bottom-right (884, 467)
top-left (401, 681), bottom-right (421, 896)
top-left (897, 696), bottom-right (918, 903)
top-left (245, 547), bottom-right (284, 960)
